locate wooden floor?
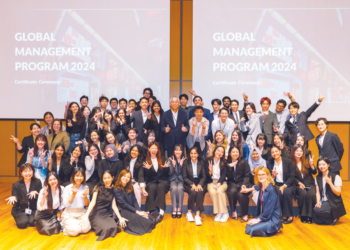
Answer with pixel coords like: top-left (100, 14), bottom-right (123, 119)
top-left (1, 183), bottom-right (350, 250)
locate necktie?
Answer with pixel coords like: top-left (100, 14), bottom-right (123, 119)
top-left (293, 116), bottom-right (297, 125)
top-left (234, 112), bottom-right (238, 123)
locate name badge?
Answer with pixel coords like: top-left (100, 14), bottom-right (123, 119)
top-left (25, 208), bottom-right (32, 215)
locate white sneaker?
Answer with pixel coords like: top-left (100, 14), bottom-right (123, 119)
top-left (214, 213), bottom-right (222, 222)
top-left (220, 213), bottom-right (229, 223)
top-left (186, 212), bottom-right (195, 222)
top-left (195, 215), bottom-right (202, 226)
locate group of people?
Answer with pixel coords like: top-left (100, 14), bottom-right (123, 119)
top-left (7, 87), bottom-right (346, 239)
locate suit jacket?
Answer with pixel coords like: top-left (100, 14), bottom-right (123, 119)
top-left (240, 113), bottom-right (262, 147)
top-left (189, 107), bottom-right (212, 140)
top-left (112, 120), bottom-right (129, 143)
top-left (61, 157), bottom-right (85, 181)
top-left (11, 179), bottom-right (42, 212)
top-left (283, 102), bottom-right (320, 147)
top-left (113, 188), bottom-right (140, 213)
top-left (98, 159), bottom-right (124, 184)
top-left (169, 160), bottom-right (184, 182)
top-left (47, 131), bottom-right (70, 153)
top-left (230, 109), bottom-right (248, 140)
top-left (17, 135), bottom-right (35, 167)
top-left (143, 112), bottom-right (164, 143)
top-left (87, 119), bottom-right (105, 143)
top-left (182, 160), bottom-right (206, 187)
top-left (127, 110), bottom-right (148, 144)
top-left (259, 111), bottom-right (278, 145)
top-left (138, 158), bottom-right (170, 185)
top-left (204, 157), bottom-right (227, 185)
top-left (51, 156), bottom-right (70, 185)
top-left (161, 109), bottom-right (189, 147)
top-left (294, 164), bottom-right (317, 187)
top-left (123, 157), bottom-right (143, 183)
top-left (267, 157), bottom-right (295, 187)
top-left (225, 159), bottom-right (251, 187)
top-left (316, 131), bottom-right (344, 172)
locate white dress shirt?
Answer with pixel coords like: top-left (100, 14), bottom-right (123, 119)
top-left (274, 160), bottom-right (284, 184)
top-left (211, 118), bottom-right (235, 147)
top-left (212, 159), bottom-right (221, 180)
top-left (319, 131), bottom-right (327, 148)
top-left (37, 186), bottom-right (65, 211)
top-left (213, 111), bottom-right (219, 120)
top-left (142, 110), bottom-right (148, 123)
top-left (151, 158), bottom-right (159, 172)
top-left (274, 108), bottom-right (290, 134)
top-left (315, 175), bottom-right (342, 202)
top-left (63, 183), bottom-right (90, 208)
top-left (155, 114), bottom-right (160, 123)
top-left (130, 158), bottom-right (137, 178)
top-left (297, 162), bottom-right (303, 178)
top-left (171, 109), bottom-right (178, 126)
top-left (191, 160), bottom-right (198, 178)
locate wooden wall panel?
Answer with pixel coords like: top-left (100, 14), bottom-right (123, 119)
top-left (308, 123), bottom-right (349, 180)
top-left (0, 121), bottom-right (16, 176)
top-left (170, 1), bottom-right (181, 81)
top-left (182, 1), bottom-right (193, 81)
top-left (170, 81), bottom-right (180, 101)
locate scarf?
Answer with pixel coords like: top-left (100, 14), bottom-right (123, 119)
top-left (105, 144), bottom-right (118, 162)
top-left (248, 148), bottom-right (266, 172)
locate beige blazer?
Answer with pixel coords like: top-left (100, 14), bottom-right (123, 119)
top-left (47, 131), bottom-right (70, 153)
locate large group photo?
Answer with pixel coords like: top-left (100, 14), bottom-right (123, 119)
top-left (1, 0), bottom-right (350, 249)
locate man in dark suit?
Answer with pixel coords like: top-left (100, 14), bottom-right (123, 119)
top-left (127, 97), bottom-right (150, 144)
top-left (135, 88), bottom-right (153, 111)
top-left (189, 96), bottom-right (212, 141)
top-left (161, 96), bottom-right (189, 156)
top-left (229, 99), bottom-right (248, 140)
top-left (258, 97), bottom-right (278, 147)
top-left (283, 93), bottom-right (325, 148)
top-left (315, 117), bottom-right (344, 174)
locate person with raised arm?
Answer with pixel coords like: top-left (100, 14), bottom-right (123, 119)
top-left (39, 112), bottom-right (66, 136)
top-left (126, 97), bottom-right (150, 144)
top-left (113, 108), bottom-right (130, 144)
top-left (84, 143), bottom-right (102, 193)
top-left (66, 102), bottom-right (87, 153)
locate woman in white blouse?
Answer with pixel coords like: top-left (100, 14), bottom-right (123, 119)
top-left (61, 167), bottom-right (91, 237)
top-left (84, 143), bottom-right (102, 193)
top-left (34, 172), bottom-right (65, 235)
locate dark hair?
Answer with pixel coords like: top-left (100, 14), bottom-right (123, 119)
top-left (89, 107), bottom-right (102, 121)
top-left (231, 99), bottom-right (239, 106)
top-left (127, 128), bottom-right (138, 135)
top-left (70, 145), bottom-right (84, 162)
top-left (219, 108), bottom-right (229, 115)
top-left (171, 144), bottom-right (185, 159)
top-left (129, 99), bottom-right (136, 104)
top-left (288, 102), bottom-right (300, 109)
top-left (146, 142), bottom-right (163, 167)
top-left (93, 170), bottom-right (114, 193)
top-left (211, 99), bottom-right (222, 105)
top-left (290, 145), bottom-right (309, 175)
top-left (115, 169), bottom-right (134, 194)
top-left (125, 144), bottom-right (144, 165)
top-left (317, 157), bottom-right (332, 171)
top-left (230, 129), bottom-right (243, 154)
top-left (104, 131), bottom-right (116, 144)
top-left (260, 97), bottom-right (271, 105)
top-left (80, 95), bottom-right (89, 101)
top-left (30, 123), bottom-right (41, 130)
top-left (86, 143), bottom-right (102, 161)
top-left (179, 94), bottom-right (189, 100)
top-left (43, 112), bottom-right (54, 124)
top-left (70, 167), bottom-right (87, 185)
top-left (149, 96), bottom-right (157, 101)
top-left (119, 98), bottom-right (128, 104)
top-left (34, 134), bottom-right (49, 157)
top-left (67, 102), bottom-right (85, 125)
top-left (295, 135), bottom-right (307, 152)
top-left (245, 102), bottom-right (257, 113)
top-left (151, 100), bottom-right (164, 114)
top-left (99, 96), bottom-right (109, 102)
top-left (210, 146), bottom-right (226, 169)
top-left (143, 87), bottom-right (153, 96)
top-left (277, 99), bottom-right (287, 108)
top-left (193, 106), bottom-right (204, 113)
top-left (188, 146), bottom-right (203, 162)
top-left (110, 98), bottom-right (118, 104)
top-left (81, 106), bottom-right (91, 115)
top-left (19, 163), bottom-right (36, 180)
top-left (193, 95), bottom-right (203, 102)
top-left (50, 119), bottom-right (63, 135)
top-left (102, 110), bottom-right (114, 130)
top-left (315, 117), bottom-right (329, 127)
top-left (90, 129), bottom-right (100, 143)
top-left (44, 172), bottom-right (62, 213)
top-left (139, 97), bottom-right (149, 103)
top-left (227, 145), bottom-right (243, 162)
top-left (255, 133), bottom-right (269, 156)
top-left (115, 108), bottom-right (126, 119)
top-left (222, 96), bottom-right (231, 103)
top-left (273, 134), bottom-right (286, 149)
top-left (270, 146), bottom-right (282, 157)
top-left (52, 143), bottom-right (66, 161)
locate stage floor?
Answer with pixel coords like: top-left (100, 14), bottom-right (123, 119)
top-left (1, 182), bottom-right (349, 250)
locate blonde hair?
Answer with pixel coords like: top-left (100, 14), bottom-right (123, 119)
top-left (254, 166), bottom-right (275, 186)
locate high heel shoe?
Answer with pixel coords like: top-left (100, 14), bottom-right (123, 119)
top-left (283, 217), bottom-right (293, 224)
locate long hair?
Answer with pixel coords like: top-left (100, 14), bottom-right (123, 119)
top-left (70, 167), bottom-right (87, 185)
top-left (230, 129), bottom-right (243, 154)
top-left (146, 142), bottom-right (163, 168)
top-left (86, 143), bottom-right (102, 161)
top-left (209, 146), bottom-right (226, 169)
top-left (66, 102), bottom-right (85, 125)
top-left (102, 110), bottom-right (114, 131)
top-left (274, 134), bottom-right (288, 151)
top-left (254, 166), bottom-right (275, 186)
top-left (171, 144), bottom-right (185, 160)
top-left (43, 112), bottom-right (54, 124)
top-left (19, 163), bottom-right (37, 180)
top-left (50, 119), bottom-right (63, 135)
top-left (255, 133), bottom-right (270, 156)
top-left (89, 107), bottom-right (102, 121)
top-left (70, 144), bottom-right (84, 163)
top-left (290, 145), bottom-right (309, 175)
top-left (90, 130), bottom-right (100, 144)
top-left (295, 135), bottom-right (307, 152)
top-left (104, 131), bottom-right (121, 148)
top-left (52, 143), bottom-right (67, 161)
top-left (187, 146), bottom-right (203, 165)
top-left (227, 145), bottom-right (243, 163)
top-left (124, 144), bottom-right (144, 167)
top-left (93, 170), bottom-right (114, 193)
top-left (115, 169), bottom-right (133, 194)
top-left (213, 130), bottom-right (228, 150)
top-left (151, 100), bottom-right (164, 114)
top-left (44, 172), bottom-right (62, 213)
top-left (34, 134), bottom-right (49, 157)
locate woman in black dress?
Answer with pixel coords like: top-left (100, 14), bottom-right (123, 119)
top-left (34, 172), bottom-right (64, 235)
top-left (98, 144), bottom-right (124, 185)
top-left (6, 163), bottom-right (42, 229)
top-left (48, 143), bottom-right (70, 186)
top-left (81, 170), bottom-right (127, 241)
top-left (114, 169), bottom-right (156, 235)
top-left (66, 102), bottom-right (86, 153)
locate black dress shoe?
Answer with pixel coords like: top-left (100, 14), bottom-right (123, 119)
top-left (330, 218), bottom-right (339, 225)
top-left (283, 217), bottom-right (293, 224)
top-left (172, 213), bottom-right (177, 219)
top-left (307, 217), bottom-right (312, 224)
top-left (176, 212), bottom-right (182, 219)
top-left (156, 214), bottom-right (164, 224)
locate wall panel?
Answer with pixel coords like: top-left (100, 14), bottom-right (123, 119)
top-left (0, 121), bottom-right (16, 176)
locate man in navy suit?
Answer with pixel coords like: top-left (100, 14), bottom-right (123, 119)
top-left (127, 97), bottom-right (150, 144)
top-left (283, 93), bottom-right (325, 147)
top-left (161, 96), bottom-right (189, 156)
top-left (189, 96), bottom-right (213, 141)
top-left (315, 117), bottom-right (344, 174)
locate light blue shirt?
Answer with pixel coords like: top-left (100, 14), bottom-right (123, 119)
top-left (26, 151), bottom-right (49, 184)
top-left (191, 160), bottom-right (198, 178)
top-left (274, 108), bottom-right (291, 134)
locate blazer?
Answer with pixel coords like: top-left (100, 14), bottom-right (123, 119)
top-left (112, 119), bottom-right (129, 143)
top-left (51, 156), bottom-right (70, 185)
top-left (259, 111), bottom-right (278, 145)
top-left (168, 160), bottom-right (184, 182)
top-left (283, 102), bottom-right (320, 147)
top-left (230, 109), bottom-right (248, 140)
top-left (204, 157), bottom-right (227, 185)
top-left (267, 157), bottom-right (295, 187)
top-left (123, 157), bottom-right (143, 183)
top-left (161, 108), bottom-right (189, 147)
top-left (61, 157), bottom-right (85, 181)
top-left (11, 179), bottom-right (42, 212)
top-left (225, 159), bottom-right (251, 187)
top-left (189, 107), bottom-right (213, 140)
top-left (41, 124), bottom-right (66, 136)
top-left (138, 158), bottom-right (170, 184)
top-left (113, 188), bottom-right (140, 213)
top-left (98, 159), bottom-right (124, 184)
top-left (87, 119), bottom-right (105, 143)
top-left (187, 117), bottom-right (209, 151)
top-left (254, 184), bottom-right (283, 234)
top-left (17, 135), bottom-right (35, 167)
top-left (143, 112), bottom-right (164, 143)
top-left (182, 160), bottom-right (206, 187)
top-left (316, 131), bottom-right (344, 172)
top-left (294, 164), bottom-right (317, 187)
top-left (47, 131), bottom-right (70, 153)
top-left (127, 110), bottom-right (148, 144)
top-left (240, 113), bottom-right (262, 147)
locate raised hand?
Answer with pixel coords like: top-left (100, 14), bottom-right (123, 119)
top-left (40, 150), bottom-right (47, 160)
top-left (165, 125), bottom-right (171, 133)
top-left (143, 128), bottom-right (147, 134)
top-left (208, 160), bottom-right (213, 172)
top-left (42, 186), bottom-right (49, 197)
top-left (35, 119), bottom-right (40, 125)
top-left (83, 139), bottom-right (89, 147)
top-left (6, 196), bottom-right (17, 205)
top-left (206, 140), bottom-right (213, 150)
top-left (117, 144), bottom-right (122, 153)
top-left (65, 101), bottom-right (71, 111)
top-left (272, 169), bottom-right (278, 179)
top-left (242, 93), bottom-right (248, 101)
top-left (309, 155), bottom-right (314, 167)
top-left (10, 135), bottom-right (19, 144)
top-left (123, 144), bottom-right (129, 152)
top-left (319, 93), bottom-right (325, 102)
top-left (82, 186), bottom-right (89, 196)
top-left (179, 156), bottom-right (187, 166)
top-left (325, 175), bottom-right (332, 185)
top-left (189, 88), bottom-right (197, 96)
top-left (27, 191), bottom-right (39, 199)
top-left (67, 120), bottom-right (73, 127)
top-left (28, 148), bottom-right (34, 159)
top-left (283, 92), bottom-right (292, 98)
top-left (170, 156), bottom-right (176, 167)
top-left (70, 153), bottom-right (76, 164)
top-left (192, 119), bottom-right (197, 127)
top-left (143, 161), bottom-right (152, 170)
top-left (181, 124), bottom-right (187, 132)
top-left (147, 112), bottom-right (152, 120)
top-left (72, 185), bottom-right (78, 195)
top-left (162, 160), bottom-right (171, 168)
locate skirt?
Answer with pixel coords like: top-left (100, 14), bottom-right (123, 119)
top-left (121, 209), bottom-right (155, 236)
top-left (34, 209), bottom-right (61, 236)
